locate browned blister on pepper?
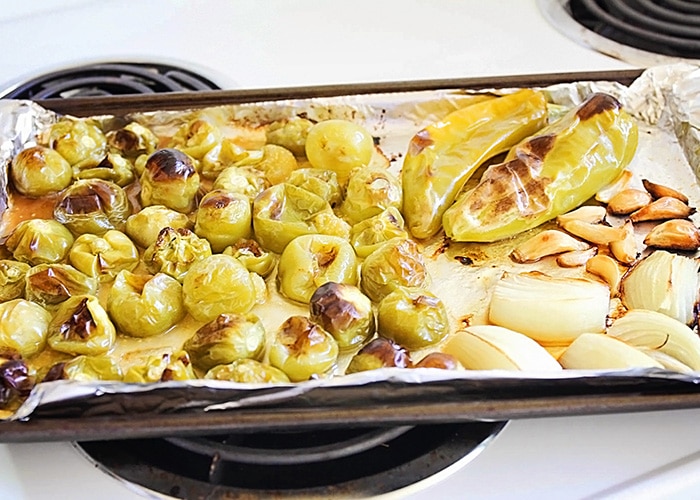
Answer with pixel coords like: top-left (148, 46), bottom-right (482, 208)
top-left (401, 89), bottom-right (548, 239)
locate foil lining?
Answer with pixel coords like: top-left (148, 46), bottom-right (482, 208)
top-left (3, 63), bottom-right (700, 427)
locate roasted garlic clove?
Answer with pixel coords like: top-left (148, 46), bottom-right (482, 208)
top-left (556, 205), bottom-right (607, 225)
top-left (595, 169), bottom-right (634, 203)
top-left (510, 229), bottom-right (590, 263)
top-left (641, 178), bottom-right (689, 203)
top-left (585, 254), bottom-right (622, 295)
top-left (609, 220), bottom-right (639, 265)
top-left (629, 196), bottom-right (694, 222)
top-left (556, 247), bottom-right (598, 268)
top-left (643, 219), bottom-right (700, 251)
top-left (606, 188), bottom-right (652, 215)
top-left (558, 218), bottom-right (624, 245)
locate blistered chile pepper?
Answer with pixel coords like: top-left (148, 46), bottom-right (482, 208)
top-left (124, 205), bottom-right (191, 249)
top-left (349, 207), bottom-right (409, 258)
top-left (183, 313), bottom-right (266, 371)
top-left (10, 145), bottom-right (72, 197)
top-left (277, 234), bottom-right (358, 304)
top-left (194, 190), bottom-right (253, 253)
top-left (0, 299), bottom-right (52, 358)
top-left (107, 270), bottom-right (185, 338)
top-left (204, 358), bottom-right (290, 384)
top-left (360, 238), bottom-right (427, 303)
top-left (69, 230), bottom-right (139, 282)
top-left (47, 294), bottom-right (116, 356)
top-left (25, 263), bottom-right (98, 307)
top-left (340, 165), bottom-right (402, 225)
top-left (402, 89), bottom-right (548, 239)
top-left (48, 118), bottom-right (107, 170)
top-left (443, 92), bottom-right (639, 242)
top-left (54, 179), bottom-right (132, 235)
top-left (253, 183), bottom-right (350, 254)
top-left (268, 316), bottom-right (339, 382)
top-left (6, 219), bottom-right (74, 265)
top-left (140, 148), bottom-right (200, 213)
top-left (143, 227), bottom-right (212, 282)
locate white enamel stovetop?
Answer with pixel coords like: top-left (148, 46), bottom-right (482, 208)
top-left (2, 1), bottom-right (700, 499)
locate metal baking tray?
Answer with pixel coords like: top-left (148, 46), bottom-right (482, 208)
top-left (6, 67), bottom-right (700, 443)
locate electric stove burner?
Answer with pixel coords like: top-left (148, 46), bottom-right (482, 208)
top-left (570, 0), bottom-right (700, 59)
top-left (0, 62), bottom-right (221, 100)
top-left (75, 421), bottom-right (506, 499)
top-left (538, 0), bottom-right (700, 65)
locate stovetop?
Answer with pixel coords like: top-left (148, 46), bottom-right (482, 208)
top-left (2, 1), bottom-right (700, 499)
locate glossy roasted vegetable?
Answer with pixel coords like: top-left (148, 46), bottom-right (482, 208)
top-left (204, 358), bottom-right (290, 383)
top-left (25, 263), bottom-right (98, 307)
top-left (201, 139), bottom-right (263, 180)
top-left (182, 254), bottom-right (260, 322)
top-left (124, 205), bottom-right (191, 248)
top-left (414, 352), bottom-right (461, 370)
top-left (107, 271), bottom-right (185, 338)
top-left (0, 260), bottom-right (30, 302)
top-left (45, 355), bottom-right (123, 382)
top-left (106, 122), bottom-right (159, 158)
top-left (277, 234), bottom-right (358, 304)
top-left (268, 316), bottom-right (339, 382)
top-left (340, 165), bottom-right (402, 224)
top-left (194, 190), bottom-right (253, 252)
top-left (140, 148), bottom-right (200, 213)
top-left (69, 230), bottom-right (139, 282)
top-left (402, 89), bottom-right (548, 239)
top-left (345, 337), bottom-right (412, 373)
top-left (222, 239), bottom-right (276, 277)
top-left (309, 282), bottom-right (375, 350)
top-left (253, 183), bottom-right (350, 254)
top-left (143, 227), bottom-right (212, 282)
top-left (54, 179), bottom-right (132, 235)
top-left (266, 117), bottom-right (314, 157)
top-left (74, 152), bottom-right (136, 187)
top-left (48, 118), bottom-right (107, 170)
top-left (349, 207), bottom-right (409, 258)
top-left (169, 119), bottom-right (222, 159)
top-left (287, 168), bottom-right (343, 207)
top-left (377, 287), bottom-right (449, 349)
top-left (6, 219), bottom-right (74, 265)
top-left (183, 313), bottom-right (266, 371)
top-left (47, 294), bottom-right (116, 356)
top-left (443, 92), bottom-right (639, 242)
top-left (212, 166), bottom-right (269, 199)
top-left (0, 358), bottom-right (33, 409)
top-left (10, 145), bottom-right (72, 197)
top-left (123, 350), bottom-right (195, 382)
top-left (254, 144), bottom-right (298, 184)
top-left (305, 119), bottom-right (375, 184)
top-left (0, 299), bottom-right (51, 358)
top-left (360, 238), bottom-right (427, 303)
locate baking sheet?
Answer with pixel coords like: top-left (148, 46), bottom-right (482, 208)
top-left (2, 65), bottom-right (700, 441)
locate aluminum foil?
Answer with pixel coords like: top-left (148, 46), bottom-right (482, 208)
top-left (3, 63), bottom-right (700, 427)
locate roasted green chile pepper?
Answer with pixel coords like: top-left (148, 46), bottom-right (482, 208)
top-left (401, 89), bottom-right (548, 239)
top-left (443, 92), bottom-right (639, 242)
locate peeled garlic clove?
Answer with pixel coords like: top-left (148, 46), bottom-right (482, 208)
top-left (586, 254), bottom-right (622, 295)
top-left (629, 196), bottom-right (694, 222)
top-left (642, 179), bottom-right (689, 204)
top-left (559, 219), bottom-right (624, 245)
top-left (556, 205), bottom-right (607, 225)
top-left (643, 219), bottom-right (700, 251)
top-left (595, 169), bottom-right (634, 203)
top-left (488, 272), bottom-right (610, 345)
top-left (556, 247), bottom-right (598, 268)
top-left (510, 229), bottom-right (590, 263)
top-left (609, 220), bottom-right (639, 265)
top-left (443, 325), bottom-right (562, 371)
top-left (559, 333), bottom-right (663, 370)
top-left (620, 250), bottom-right (699, 325)
top-left (607, 309), bottom-right (700, 370)
top-left (606, 188), bottom-right (652, 216)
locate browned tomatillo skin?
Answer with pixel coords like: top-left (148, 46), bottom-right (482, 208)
top-left (54, 178), bottom-right (132, 235)
top-left (345, 337), bottom-right (413, 374)
top-left (309, 282), bottom-right (375, 350)
top-left (140, 148), bottom-right (200, 213)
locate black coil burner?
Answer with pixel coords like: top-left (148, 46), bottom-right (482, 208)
top-left (76, 422), bottom-right (506, 499)
top-left (1, 62), bottom-right (221, 99)
top-left (569, 0), bottom-right (700, 59)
